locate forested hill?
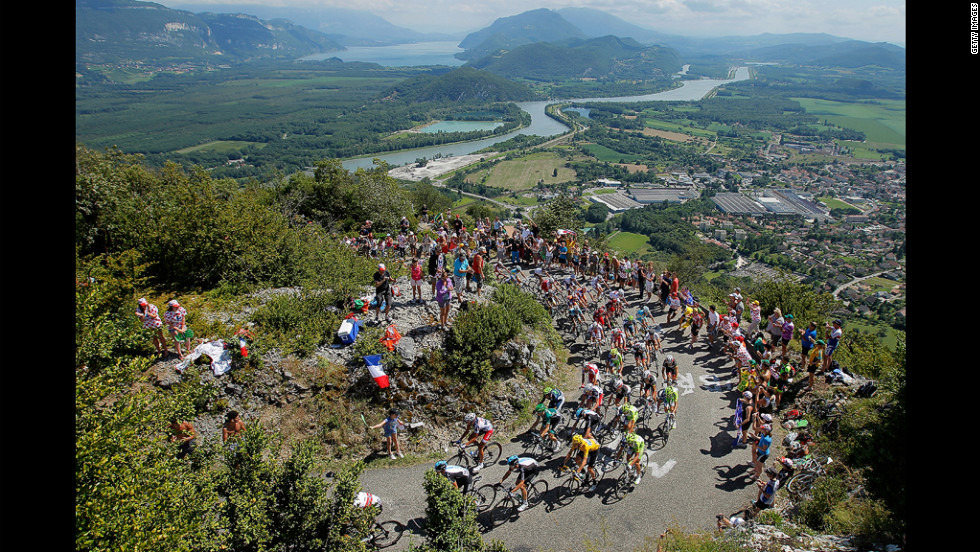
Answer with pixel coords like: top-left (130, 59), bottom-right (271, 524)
top-left (468, 35), bottom-right (680, 82)
top-left (76, 0), bottom-right (342, 64)
top-left (383, 66), bottom-right (541, 102)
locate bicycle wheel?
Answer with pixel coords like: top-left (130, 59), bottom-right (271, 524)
top-left (472, 484), bottom-right (497, 513)
top-left (489, 493), bottom-right (517, 526)
top-left (528, 479), bottom-right (548, 508)
top-left (371, 521), bottom-right (405, 548)
top-left (557, 474), bottom-right (583, 506)
top-left (450, 448), bottom-right (474, 468)
top-left (786, 473), bottom-right (816, 496)
top-left (482, 442), bottom-right (503, 466)
top-left (611, 469), bottom-right (633, 500)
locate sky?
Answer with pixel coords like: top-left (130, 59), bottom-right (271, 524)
top-left (160, 0), bottom-right (907, 46)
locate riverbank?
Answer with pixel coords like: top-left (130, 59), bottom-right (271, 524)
top-left (387, 152), bottom-right (498, 181)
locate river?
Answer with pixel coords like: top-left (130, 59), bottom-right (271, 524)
top-left (341, 66), bottom-right (751, 172)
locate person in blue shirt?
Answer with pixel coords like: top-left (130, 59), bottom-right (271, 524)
top-left (453, 252), bottom-right (471, 304)
top-left (750, 422), bottom-right (773, 480)
top-left (799, 321), bottom-right (818, 369)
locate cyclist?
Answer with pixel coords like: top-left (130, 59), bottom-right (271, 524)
top-left (635, 304), bottom-right (653, 329)
top-left (622, 431), bottom-right (647, 485)
top-left (587, 321), bottom-right (605, 352)
top-left (661, 354), bottom-right (678, 386)
top-left (657, 385), bottom-right (678, 427)
top-left (456, 413), bottom-right (494, 471)
top-left (580, 382), bottom-right (604, 411)
top-left (611, 378), bottom-right (633, 408)
top-left (617, 402), bottom-right (640, 434)
top-left (631, 338), bottom-right (649, 370)
top-left (542, 386), bottom-right (565, 411)
top-left (639, 367), bottom-right (658, 406)
top-left (622, 314), bottom-right (639, 339)
top-left (581, 361), bottom-right (601, 387)
top-left (645, 325), bottom-right (663, 361)
top-left (537, 407), bottom-right (564, 447)
top-left (610, 326), bottom-right (626, 351)
top-left (434, 461), bottom-right (473, 494)
top-left (561, 434), bottom-right (602, 492)
top-left (606, 347), bottom-right (625, 378)
top-left (497, 455), bottom-right (541, 512)
top-left (592, 306), bottom-right (608, 330)
top-left (572, 407), bottom-right (603, 438)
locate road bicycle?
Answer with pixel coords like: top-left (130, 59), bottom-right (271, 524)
top-left (450, 440), bottom-right (503, 469)
top-left (785, 455), bottom-right (834, 497)
top-left (357, 506), bottom-right (406, 549)
top-left (488, 479), bottom-right (548, 526)
top-left (635, 395), bottom-right (657, 432)
top-left (555, 466), bottom-right (601, 506)
top-left (523, 431), bottom-right (564, 459)
top-left (659, 410), bottom-right (677, 443)
top-left (611, 451), bottom-right (649, 500)
top-left (463, 474), bottom-right (497, 514)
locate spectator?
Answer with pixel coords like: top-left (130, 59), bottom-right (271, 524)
top-left (372, 263), bottom-right (394, 325)
top-left (746, 300), bottom-right (762, 337)
top-left (750, 474), bottom-right (779, 515)
top-left (799, 321), bottom-right (817, 368)
top-left (749, 421), bottom-right (773, 480)
top-left (135, 298), bottom-right (168, 357)
top-left (452, 251), bottom-right (471, 304)
top-left (222, 411), bottom-right (245, 446)
top-left (428, 248), bottom-right (440, 297)
top-left (766, 308), bottom-right (784, 345)
top-left (779, 314), bottom-right (795, 361)
top-left (471, 247), bottom-right (486, 298)
top-left (435, 270), bottom-right (454, 330)
top-left (370, 408), bottom-right (404, 459)
top-left (163, 299), bottom-right (189, 360)
top-left (805, 341), bottom-right (826, 392)
top-left (823, 319), bottom-right (843, 373)
top-left (168, 417), bottom-right (197, 459)
top-left (410, 257), bottom-right (424, 304)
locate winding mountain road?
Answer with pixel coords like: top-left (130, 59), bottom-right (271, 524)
top-left (360, 284), bottom-right (763, 551)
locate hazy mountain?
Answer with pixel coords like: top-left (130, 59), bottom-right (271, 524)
top-left (166, 3), bottom-right (458, 45)
top-left (76, 0), bottom-right (342, 64)
top-left (469, 35), bottom-right (680, 82)
top-left (455, 8), bottom-right (586, 61)
top-left (745, 40), bottom-right (906, 70)
top-left (556, 7), bottom-right (681, 45)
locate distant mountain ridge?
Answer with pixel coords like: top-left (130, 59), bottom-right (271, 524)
top-left (455, 8), bottom-right (587, 62)
top-left (76, 0), bottom-right (343, 64)
top-left (469, 35), bottom-right (680, 82)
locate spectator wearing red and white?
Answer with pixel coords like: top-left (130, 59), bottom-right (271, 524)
top-left (163, 300), bottom-right (189, 360)
top-left (135, 298), bottom-right (168, 357)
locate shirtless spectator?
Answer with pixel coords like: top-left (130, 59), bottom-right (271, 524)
top-left (222, 411), bottom-right (246, 446)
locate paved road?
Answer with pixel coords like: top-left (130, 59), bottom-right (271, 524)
top-left (361, 288), bottom-right (760, 551)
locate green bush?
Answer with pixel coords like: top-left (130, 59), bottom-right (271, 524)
top-left (445, 302), bottom-right (521, 388)
top-left (797, 474), bottom-right (850, 530)
top-left (249, 291), bottom-right (341, 357)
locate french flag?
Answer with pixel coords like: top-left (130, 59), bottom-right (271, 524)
top-left (364, 354), bottom-right (390, 388)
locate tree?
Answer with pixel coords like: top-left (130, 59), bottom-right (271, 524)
top-left (415, 470), bottom-right (508, 552)
top-left (584, 201), bottom-right (609, 223)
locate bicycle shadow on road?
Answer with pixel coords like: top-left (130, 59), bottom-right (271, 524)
top-left (712, 463), bottom-right (755, 492)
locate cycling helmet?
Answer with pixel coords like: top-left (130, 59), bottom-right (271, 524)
top-left (614, 378), bottom-right (624, 390)
top-left (664, 355), bottom-right (675, 365)
top-left (572, 434), bottom-right (585, 446)
top-left (434, 461), bottom-right (447, 471)
top-left (780, 457), bottom-right (794, 468)
top-left (464, 412), bottom-right (476, 423)
top-left (543, 387), bottom-right (553, 395)
top-left (625, 432), bottom-right (641, 446)
top-left (507, 455), bottom-right (520, 466)
top-left (534, 403), bottom-right (546, 413)
top-left (574, 407), bottom-right (584, 418)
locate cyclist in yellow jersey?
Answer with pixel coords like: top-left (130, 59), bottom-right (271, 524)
top-left (562, 434), bottom-right (602, 491)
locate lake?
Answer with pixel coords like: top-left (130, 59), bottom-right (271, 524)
top-left (341, 65), bottom-right (751, 172)
top-left (299, 41), bottom-right (465, 67)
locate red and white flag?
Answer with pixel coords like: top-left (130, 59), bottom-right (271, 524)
top-left (364, 354), bottom-right (389, 388)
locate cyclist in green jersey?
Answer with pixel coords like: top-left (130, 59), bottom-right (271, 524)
top-left (623, 432), bottom-right (646, 484)
top-left (658, 385), bottom-right (678, 429)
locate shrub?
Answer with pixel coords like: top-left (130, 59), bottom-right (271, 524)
top-left (249, 290), bottom-right (340, 357)
top-left (445, 302), bottom-right (521, 388)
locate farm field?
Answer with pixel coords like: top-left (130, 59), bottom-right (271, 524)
top-left (463, 151), bottom-right (577, 191)
top-left (793, 97), bottom-right (906, 148)
top-left (607, 231), bottom-right (652, 256)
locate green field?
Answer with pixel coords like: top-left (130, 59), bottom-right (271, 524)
top-left (793, 98), bottom-right (906, 148)
top-left (464, 151), bottom-right (578, 191)
top-left (581, 143), bottom-right (639, 163)
top-left (818, 196), bottom-right (862, 212)
top-left (175, 141), bottom-right (268, 154)
top-left (607, 231), bottom-right (650, 256)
